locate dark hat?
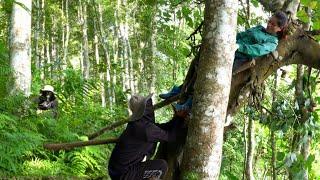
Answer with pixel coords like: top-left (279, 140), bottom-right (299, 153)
top-left (129, 93), bottom-right (153, 121)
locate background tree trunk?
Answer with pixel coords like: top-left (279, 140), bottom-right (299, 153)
top-left (245, 108), bottom-right (255, 180)
top-left (271, 73), bottom-right (278, 180)
top-left (9, 0), bottom-right (32, 96)
top-left (62, 0), bottom-right (70, 69)
top-left (180, 0), bottom-right (238, 178)
top-left (80, 0), bottom-right (90, 80)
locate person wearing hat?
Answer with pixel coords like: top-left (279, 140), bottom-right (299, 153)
top-left (37, 85), bottom-right (58, 118)
top-left (108, 94), bottom-right (189, 180)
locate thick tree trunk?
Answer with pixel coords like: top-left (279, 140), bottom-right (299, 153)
top-left (9, 0), bottom-right (32, 96)
top-left (180, 0), bottom-right (238, 179)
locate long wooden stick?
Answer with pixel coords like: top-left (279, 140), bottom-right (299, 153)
top-left (44, 123), bottom-right (236, 151)
top-left (87, 94), bottom-right (182, 140)
top-left (44, 138), bottom-right (118, 151)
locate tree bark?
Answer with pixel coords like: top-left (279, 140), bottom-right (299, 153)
top-left (93, 13), bottom-right (106, 108)
top-left (180, 0), bottom-right (238, 179)
top-left (34, 0), bottom-right (40, 69)
top-left (40, 0), bottom-right (45, 80)
top-left (79, 0), bottom-right (90, 80)
top-left (62, 0), bottom-right (70, 69)
top-left (271, 73), bottom-right (278, 180)
top-left (9, 0), bottom-right (32, 96)
top-left (245, 110), bottom-right (255, 180)
top-left (96, 3), bottom-right (113, 107)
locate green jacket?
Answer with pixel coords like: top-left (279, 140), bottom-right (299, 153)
top-left (236, 25), bottom-right (278, 58)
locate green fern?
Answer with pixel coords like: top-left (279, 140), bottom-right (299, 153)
top-left (0, 113), bottom-right (44, 174)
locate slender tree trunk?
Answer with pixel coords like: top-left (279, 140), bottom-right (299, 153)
top-left (40, 0), bottom-right (45, 80)
top-left (96, 3), bottom-right (112, 107)
top-left (93, 15), bottom-right (106, 108)
top-left (9, 0), bottom-right (32, 96)
top-left (242, 116), bottom-right (247, 180)
top-left (271, 73), bottom-right (278, 180)
top-left (62, 0), bottom-right (70, 69)
top-left (291, 65), bottom-right (309, 180)
top-left (146, 2), bottom-right (157, 94)
top-left (180, 0), bottom-right (238, 178)
top-left (112, 0), bottom-right (121, 104)
top-left (172, 8), bottom-right (177, 81)
top-left (34, 0), bottom-right (40, 69)
top-left (45, 32), bottom-right (51, 79)
top-left (245, 109), bottom-right (255, 180)
top-left (50, 15), bottom-right (58, 80)
top-left (80, 0), bottom-right (90, 80)
top-left (271, 130), bottom-right (276, 180)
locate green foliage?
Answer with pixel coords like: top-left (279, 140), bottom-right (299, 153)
top-left (0, 40), bottom-right (11, 98)
top-left (0, 94), bottom-right (117, 177)
top-left (0, 113), bottom-right (43, 175)
top-left (182, 171), bottom-right (201, 180)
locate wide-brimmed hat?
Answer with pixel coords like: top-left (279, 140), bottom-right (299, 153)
top-left (41, 85), bottom-right (55, 93)
top-left (129, 93), bottom-right (153, 121)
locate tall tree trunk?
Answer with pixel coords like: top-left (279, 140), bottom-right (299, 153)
top-left (271, 73), bottom-right (278, 180)
top-left (245, 108), bottom-right (255, 180)
top-left (180, 0), bottom-right (238, 178)
top-left (50, 15), bottom-right (58, 80)
top-left (242, 116), bottom-right (247, 180)
top-left (146, 2), bottom-right (157, 94)
top-left (62, 0), bottom-right (70, 69)
top-left (40, 0), bottom-right (45, 80)
top-left (34, 0), bottom-right (40, 69)
top-left (270, 130), bottom-right (276, 180)
top-left (80, 0), bottom-right (90, 80)
top-left (9, 0), bottom-right (32, 96)
top-left (93, 14), bottom-right (106, 108)
top-left (96, 3), bottom-right (112, 107)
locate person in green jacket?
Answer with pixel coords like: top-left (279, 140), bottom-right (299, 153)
top-left (233, 11), bottom-right (288, 74)
top-left (160, 11), bottom-right (288, 110)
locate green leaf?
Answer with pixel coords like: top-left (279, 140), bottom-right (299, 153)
top-left (277, 152), bottom-right (286, 161)
top-left (308, 1), bottom-right (318, 9)
top-left (305, 154), bottom-right (315, 170)
top-left (297, 10), bottom-right (309, 23)
top-left (300, 0), bottom-right (309, 6)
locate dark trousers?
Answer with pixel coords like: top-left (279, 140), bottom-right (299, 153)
top-left (115, 159), bottom-right (168, 180)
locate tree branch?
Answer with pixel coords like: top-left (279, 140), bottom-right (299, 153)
top-left (305, 30), bottom-right (320, 36)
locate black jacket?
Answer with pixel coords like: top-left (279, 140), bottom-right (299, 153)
top-left (108, 101), bottom-right (185, 178)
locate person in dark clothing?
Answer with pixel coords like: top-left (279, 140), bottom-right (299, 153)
top-left (36, 85), bottom-right (58, 118)
top-left (108, 94), bottom-right (189, 180)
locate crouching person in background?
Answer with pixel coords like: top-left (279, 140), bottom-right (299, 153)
top-left (36, 85), bottom-right (58, 118)
top-left (108, 94), bottom-right (189, 180)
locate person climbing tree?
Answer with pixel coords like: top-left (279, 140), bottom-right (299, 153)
top-left (108, 94), bottom-right (189, 180)
top-left (159, 11), bottom-right (288, 110)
